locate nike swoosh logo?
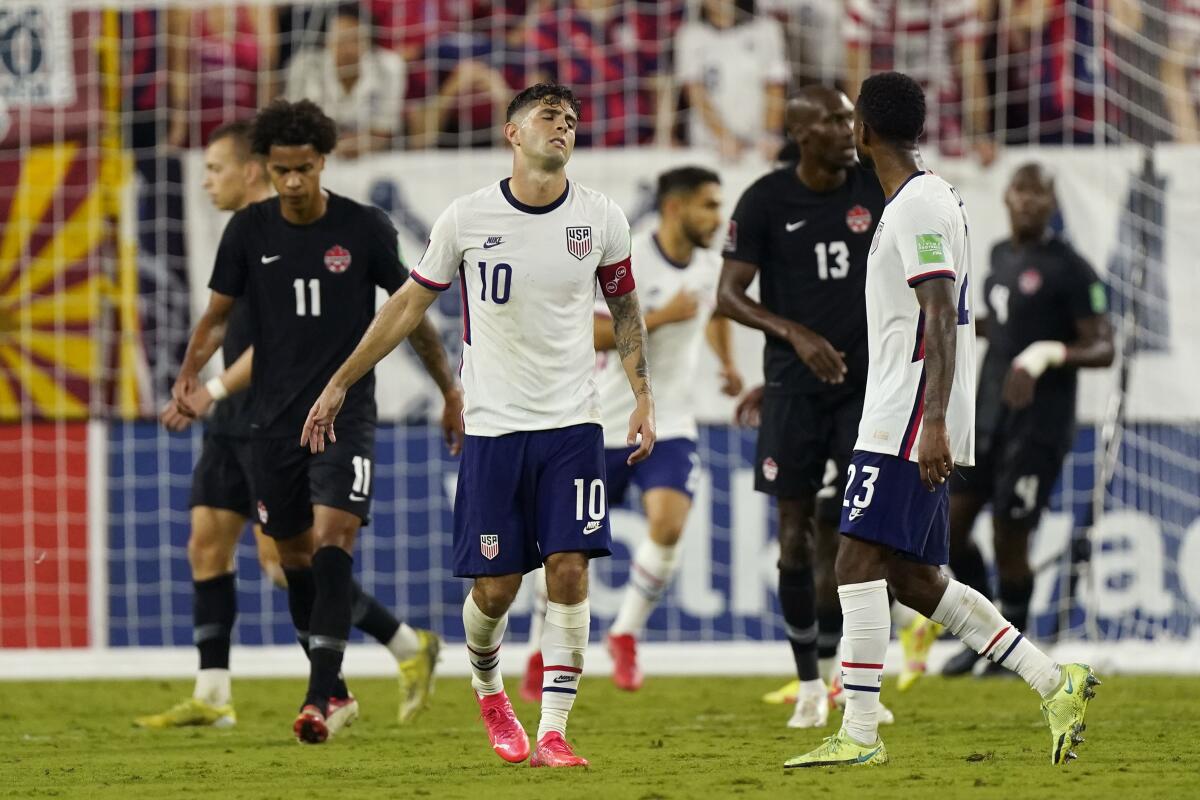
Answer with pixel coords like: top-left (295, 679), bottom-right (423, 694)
top-left (1064, 674), bottom-right (1074, 694)
top-left (553, 675), bottom-right (576, 684)
top-left (853, 745), bottom-right (883, 763)
top-left (261, 255), bottom-right (281, 264)
top-left (785, 220), bottom-right (807, 232)
top-left (483, 242), bottom-right (502, 249)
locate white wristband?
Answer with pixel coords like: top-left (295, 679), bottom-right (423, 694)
top-left (1012, 340), bottom-right (1067, 379)
top-left (205, 376), bottom-right (229, 401)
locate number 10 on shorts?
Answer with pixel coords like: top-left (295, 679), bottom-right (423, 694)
top-left (574, 478), bottom-right (606, 522)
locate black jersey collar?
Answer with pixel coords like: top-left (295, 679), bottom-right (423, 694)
top-left (885, 170), bottom-right (926, 206)
top-left (500, 178), bottom-right (570, 214)
top-left (652, 233), bottom-right (690, 270)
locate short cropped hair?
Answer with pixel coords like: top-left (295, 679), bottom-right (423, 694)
top-left (208, 119), bottom-right (256, 160)
top-left (856, 71), bottom-right (926, 145)
top-left (506, 82), bottom-right (582, 122)
top-left (656, 166), bottom-right (720, 210)
top-left (250, 98), bottom-right (339, 156)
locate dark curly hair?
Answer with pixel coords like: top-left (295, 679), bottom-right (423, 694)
top-left (656, 166), bottom-right (720, 211)
top-left (856, 72), bottom-right (926, 145)
top-left (250, 98), bottom-right (339, 156)
top-left (506, 82), bottom-right (582, 122)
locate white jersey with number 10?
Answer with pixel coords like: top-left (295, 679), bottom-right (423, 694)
top-left (411, 179), bottom-right (634, 437)
top-left (855, 171), bottom-right (976, 466)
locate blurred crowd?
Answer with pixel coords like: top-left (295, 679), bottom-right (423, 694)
top-left (122, 0), bottom-right (1200, 162)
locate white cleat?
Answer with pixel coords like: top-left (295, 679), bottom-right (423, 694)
top-left (325, 694), bottom-right (359, 736)
top-left (787, 688), bottom-right (830, 729)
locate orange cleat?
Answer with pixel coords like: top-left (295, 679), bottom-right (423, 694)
top-left (293, 704), bottom-right (329, 744)
top-left (477, 690), bottom-right (530, 763)
top-left (606, 633), bottom-right (643, 691)
top-left (520, 650), bottom-right (544, 704)
top-left (530, 731), bottom-right (589, 768)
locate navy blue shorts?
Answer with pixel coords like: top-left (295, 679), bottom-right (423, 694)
top-left (839, 450), bottom-right (950, 566)
top-left (605, 438), bottom-right (700, 505)
top-left (452, 423), bottom-right (612, 578)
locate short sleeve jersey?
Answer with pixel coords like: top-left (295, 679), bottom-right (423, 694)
top-left (978, 237), bottom-right (1107, 443)
top-left (724, 164), bottom-right (884, 393)
top-left (856, 172), bottom-right (976, 466)
top-left (595, 230), bottom-right (721, 447)
top-left (208, 193), bottom-right (408, 437)
top-left (411, 179), bottom-right (634, 437)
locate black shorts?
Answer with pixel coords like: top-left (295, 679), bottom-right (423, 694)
top-left (189, 432), bottom-right (255, 517)
top-left (251, 420), bottom-right (376, 540)
top-left (754, 386), bottom-right (864, 501)
top-left (951, 427), bottom-right (1070, 528)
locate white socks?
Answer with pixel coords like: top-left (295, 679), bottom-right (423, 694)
top-left (891, 599), bottom-right (919, 630)
top-left (386, 623), bottom-right (422, 662)
top-left (931, 579), bottom-right (1061, 698)
top-left (463, 593), bottom-right (508, 696)
top-left (528, 567), bottom-right (548, 650)
top-left (838, 580), bottom-right (890, 746)
top-left (194, 668), bottom-right (232, 707)
top-left (610, 540), bottom-right (679, 637)
top-left (538, 599), bottom-right (590, 741)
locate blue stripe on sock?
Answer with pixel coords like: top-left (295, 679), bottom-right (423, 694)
top-left (541, 686), bottom-right (577, 695)
top-left (842, 683), bottom-right (881, 693)
top-left (996, 633), bottom-right (1023, 665)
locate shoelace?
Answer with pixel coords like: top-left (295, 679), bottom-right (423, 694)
top-left (481, 703), bottom-right (516, 738)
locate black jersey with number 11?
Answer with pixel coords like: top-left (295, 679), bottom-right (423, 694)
top-left (208, 193), bottom-right (408, 437)
top-left (724, 164), bottom-right (884, 394)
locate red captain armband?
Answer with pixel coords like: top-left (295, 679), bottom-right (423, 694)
top-left (597, 256), bottom-right (635, 298)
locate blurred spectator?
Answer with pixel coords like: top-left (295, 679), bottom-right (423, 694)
top-left (167, 6), bottom-right (278, 148)
top-left (675, 0), bottom-right (788, 162)
top-left (844, 0), bottom-right (995, 164)
top-left (284, 2), bottom-right (405, 157)
top-left (1104, 0), bottom-right (1172, 144)
top-left (1163, 0), bottom-right (1200, 141)
top-left (763, 0), bottom-right (844, 88)
top-left (526, 0), bottom-right (685, 147)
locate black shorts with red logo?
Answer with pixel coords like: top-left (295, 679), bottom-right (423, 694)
top-left (754, 386), bottom-right (864, 502)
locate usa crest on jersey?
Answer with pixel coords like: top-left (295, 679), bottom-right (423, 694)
top-left (566, 226), bottom-right (592, 260)
top-left (480, 534), bottom-right (499, 560)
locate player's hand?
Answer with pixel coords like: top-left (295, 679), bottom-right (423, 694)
top-left (734, 384), bottom-right (764, 428)
top-left (718, 362), bottom-right (744, 397)
top-left (917, 418), bottom-right (953, 492)
top-left (160, 400), bottom-right (196, 433)
top-left (301, 382), bottom-right (347, 454)
top-left (184, 385), bottom-right (216, 419)
top-left (626, 394), bottom-right (656, 466)
top-left (441, 386), bottom-right (465, 457)
top-left (1002, 365), bottom-right (1037, 411)
top-left (786, 325), bottom-right (847, 384)
top-left (659, 289), bottom-right (700, 324)
top-left (171, 368), bottom-right (200, 417)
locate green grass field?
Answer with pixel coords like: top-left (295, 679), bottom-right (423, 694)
top-left (3, 674), bottom-right (1197, 799)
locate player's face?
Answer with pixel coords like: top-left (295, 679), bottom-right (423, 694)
top-left (202, 137), bottom-right (248, 212)
top-left (679, 182), bottom-right (723, 249)
top-left (266, 145), bottom-right (325, 212)
top-left (801, 96), bottom-right (857, 170)
top-left (330, 15), bottom-right (364, 70)
top-left (1005, 172), bottom-right (1055, 236)
top-left (511, 100), bottom-right (577, 169)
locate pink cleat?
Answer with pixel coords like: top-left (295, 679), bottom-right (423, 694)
top-left (530, 731), bottom-right (589, 768)
top-left (293, 704), bottom-right (329, 744)
top-left (520, 651), bottom-right (543, 704)
top-left (477, 691), bottom-right (530, 763)
top-left (606, 633), bottom-right (643, 692)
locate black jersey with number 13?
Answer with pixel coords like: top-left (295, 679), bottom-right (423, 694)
top-left (724, 164), bottom-right (884, 393)
top-left (208, 192), bottom-right (409, 437)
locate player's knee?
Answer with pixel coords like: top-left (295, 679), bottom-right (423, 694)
top-left (544, 552), bottom-right (589, 602)
top-left (473, 576), bottom-right (522, 617)
top-left (187, 530), bottom-right (235, 578)
top-left (273, 537), bottom-right (312, 570)
top-left (646, 513), bottom-right (685, 547)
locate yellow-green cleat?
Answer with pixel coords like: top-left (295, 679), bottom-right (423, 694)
top-left (134, 697), bottom-right (236, 730)
top-left (1041, 662), bottom-right (1100, 765)
top-left (397, 628), bottom-right (441, 723)
top-left (762, 678), bottom-right (800, 705)
top-left (897, 615), bottom-right (945, 692)
top-left (784, 729), bottom-right (889, 768)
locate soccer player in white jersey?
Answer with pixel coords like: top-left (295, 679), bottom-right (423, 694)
top-left (785, 72), bottom-right (1098, 769)
top-left (301, 83), bottom-right (655, 768)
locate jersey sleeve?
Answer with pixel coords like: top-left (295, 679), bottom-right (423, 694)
top-left (208, 210), bottom-right (250, 297)
top-left (597, 198), bottom-right (634, 298)
top-left (1064, 248), bottom-right (1108, 320)
top-left (723, 181), bottom-right (767, 266)
top-left (675, 24), bottom-right (703, 83)
top-left (411, 201), bottom-right (461, 292)
top-left (893, 195), bottom-right (960, 287)
top-left (366, 207), bottom-right (410, 294)
top-left (759, 19), bottom-right (788, 84)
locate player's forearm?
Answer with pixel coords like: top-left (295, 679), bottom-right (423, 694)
top-left (218, 346), bottom-right (253, 395)
top-left (330, 287), bottom-right (425, 391)
top-left (705, 315), bottom-right (736, 368)
top-left (716, 284), bottom-right (798, 343)
top-left (180, 311), bottom-right (229, 377)
top-left (689, 83), bottom-right (735, 142)
top-left (607, 291), bottom-right (652, 399)
top-left (1064, 338), bottom-right (1115, 369)
top-left (921, 302), bottom-right (958, 422)
top-left (408, 317), bottom-right (458, 396)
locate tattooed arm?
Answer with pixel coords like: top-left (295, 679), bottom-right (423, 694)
top-left (604, 289), bottom-right (656, 465)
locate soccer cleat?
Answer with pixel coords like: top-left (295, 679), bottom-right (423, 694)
top-left (520, 650), bottom-right (543, 704)
top-left (530, 731), bottom-right (590, 768)
top-left (897, 615), bottom-right (945, 691)
top-left (134, 697), bottom-right (236, 729)
top-left (326, 694), bottom-right (359, 736)
top-left (1041, 663), bottom-right (1100, 766)
top-left (607, 633), bottom-right (643, 692)
top-left (828, 674), bottom-right (895, 724)
top-left (786, 686), bottom-right (829, 729)
top-left (293, 704), bottom-right (330, 745)
top-left (942, 646), bottom-right (981, 676)
top-left (476, 690), bottom-right (530, 763)
top-left (762, 678), bottom-right (800, 705)
top-left (398, 629), bottom-right (441, 723)
top-left (784, 729), bottom-right (889, 768)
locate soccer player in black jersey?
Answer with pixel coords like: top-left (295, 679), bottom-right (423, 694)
top-left (941, 163), bottom-right (1113, 677)
top-left (172, 100), bottom-right (463, 744)
top-left (718, 85), bottom-right (885, 728)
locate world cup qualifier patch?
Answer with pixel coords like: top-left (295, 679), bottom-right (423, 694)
top-left (915, 234), bottom-right (946, 265)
